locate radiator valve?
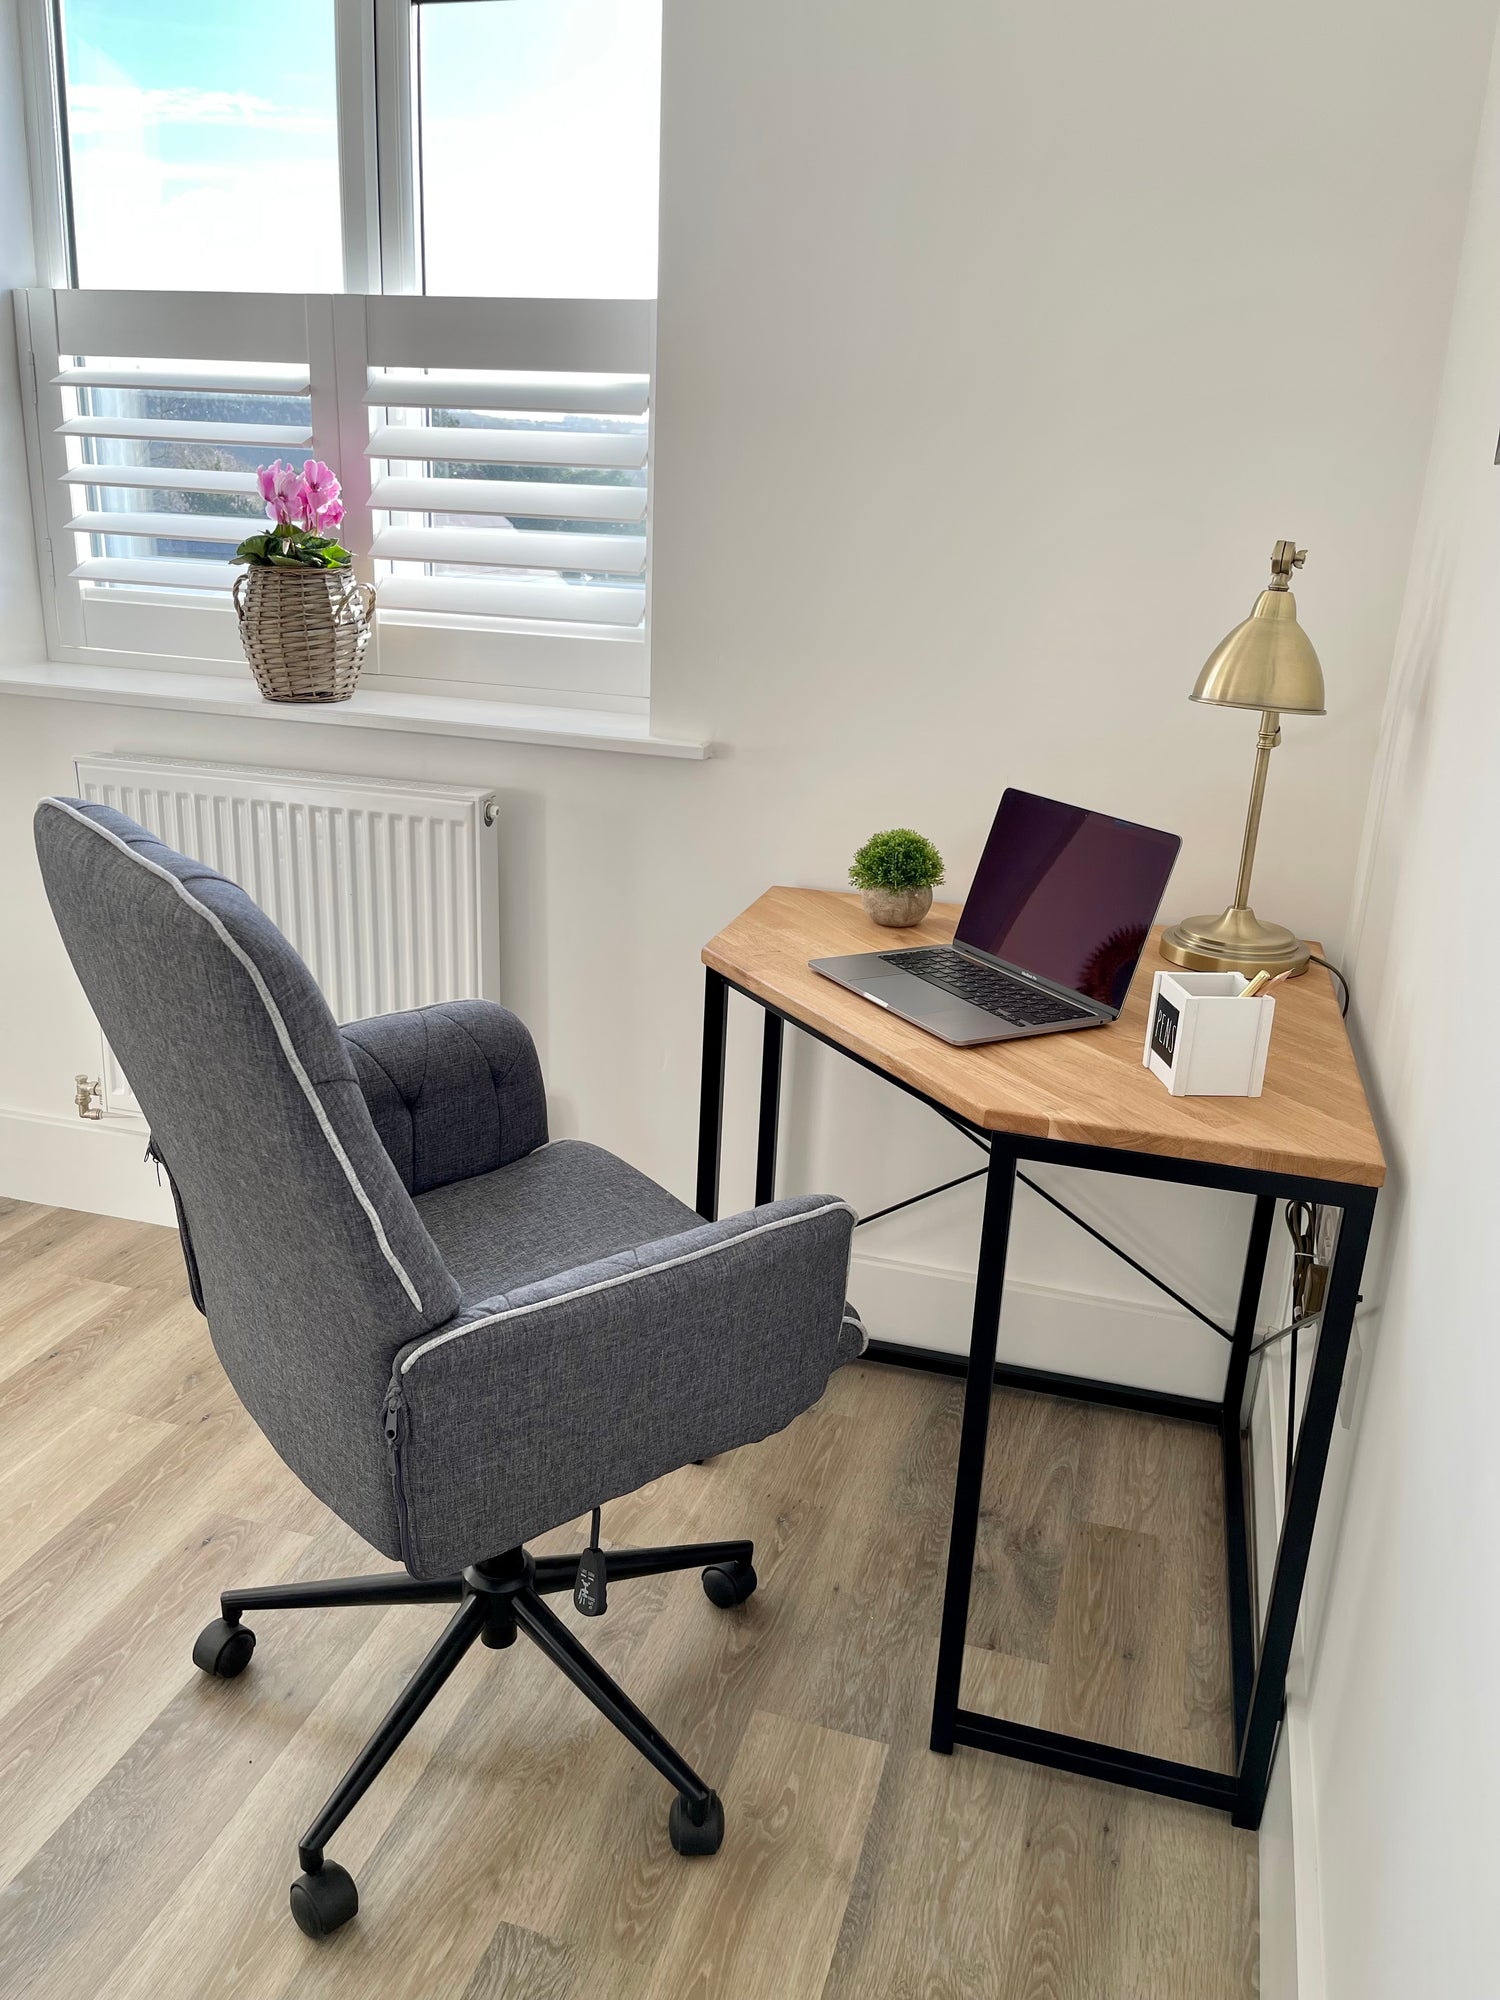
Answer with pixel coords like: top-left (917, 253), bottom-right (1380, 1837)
top-left (74, 1073), bottom-right (102, 1120)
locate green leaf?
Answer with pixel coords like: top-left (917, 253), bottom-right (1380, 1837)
top-left (848, 828), bottom-right (946, 892)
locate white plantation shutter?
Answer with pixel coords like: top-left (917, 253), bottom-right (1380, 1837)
top-left (19, 290), bottom-right (326, 665)
top-left (361, 297), bottom-right (652, 694)
top-left (18, 289), bottom-right (654, 707)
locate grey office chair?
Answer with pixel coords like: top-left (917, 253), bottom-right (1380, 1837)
top-left (34, 797), bottom-right (863, 1938)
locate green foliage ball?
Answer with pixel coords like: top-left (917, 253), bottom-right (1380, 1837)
top-left (849, 828), bottom-right (946, 892)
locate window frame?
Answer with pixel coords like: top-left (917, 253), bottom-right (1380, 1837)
top-left (20, 0), bottom-right (398, 297)
top-left (13, 0), bottom-right (659, 714)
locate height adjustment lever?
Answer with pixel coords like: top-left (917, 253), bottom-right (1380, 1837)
top-left (574, 1506), bottom-right (607, 1617)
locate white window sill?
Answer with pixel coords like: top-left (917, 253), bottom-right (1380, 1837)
top-left (0, 660), bottom-right (709, 760)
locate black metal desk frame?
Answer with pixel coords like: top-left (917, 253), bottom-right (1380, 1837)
top-left (695, 968), bottom-right (1377, 1830)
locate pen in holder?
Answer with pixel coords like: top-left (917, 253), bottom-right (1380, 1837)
top-left (1143, 970), bottom-right (1276, 1097)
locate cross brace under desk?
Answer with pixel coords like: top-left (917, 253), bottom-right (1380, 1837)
top-left (694, 966), bottom-right (1377, 1830)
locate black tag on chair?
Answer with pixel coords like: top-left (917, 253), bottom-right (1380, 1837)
top-left (575, 1507), bottom-right (607, 1616)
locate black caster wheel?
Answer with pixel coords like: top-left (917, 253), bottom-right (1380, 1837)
top-left (192, 1617), bottom-right (255, 1679)
top-left (289, 1862), bottom-right (359, 1939)
top-left (702, 1559), bottom-right (757, 1609)
top-left (669, 1790), bottom-right (725, 1857)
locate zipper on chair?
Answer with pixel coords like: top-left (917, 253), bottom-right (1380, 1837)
top-left (383, 1380), bottom-right (413, 1568)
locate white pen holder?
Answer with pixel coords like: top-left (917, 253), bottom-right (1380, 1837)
top-left (1143, 970), bottom-right (1275, 1097)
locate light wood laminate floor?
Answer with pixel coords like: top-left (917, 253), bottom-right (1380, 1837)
top-left (0, 1198), bottom-right (1257, 1999)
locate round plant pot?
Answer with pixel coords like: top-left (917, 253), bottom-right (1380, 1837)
top-left (232, 567), bottom-right (375, 704)
top-left (860, 884), bottom-right (933, 928)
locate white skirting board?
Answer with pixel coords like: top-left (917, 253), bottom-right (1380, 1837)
top-left (1252, 1336), bottom-right (1326, 2000)
top-left (1258, 1690), bottom-right (1325, 2000)
top-left (0, 1105), bottom-right (175, 1225)
top-left (849, 1244), bottom-right (1232, 1400)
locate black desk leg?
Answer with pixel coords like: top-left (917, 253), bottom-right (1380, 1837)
top-left (696, 969), bottom-right (728, 1222)
top-left (930, 1144), bottom-right (1019, 1754)
top-left (1232, 1191), bottom-right (1375, 1826)
top-left (1223, 1194), bottom-right (1276, 1746)
top-left (755, 1012), bottom-right (784, 1206)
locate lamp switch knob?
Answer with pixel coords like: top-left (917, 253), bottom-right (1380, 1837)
top-left (1269, 540), bottom-right (1308, 586)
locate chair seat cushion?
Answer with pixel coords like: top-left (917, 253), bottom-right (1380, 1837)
top-left (414, 1138), bottom-right (701, 1306)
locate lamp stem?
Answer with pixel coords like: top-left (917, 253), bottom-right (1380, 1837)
top-left (1231, 709), bottom-right (1281, 912)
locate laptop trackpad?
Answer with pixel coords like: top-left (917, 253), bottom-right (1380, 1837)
top-left (862, 975), bottom-right (970, 1023)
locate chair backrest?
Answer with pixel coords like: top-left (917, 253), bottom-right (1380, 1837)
top-left (34, 798), bottom-right (460, 1557)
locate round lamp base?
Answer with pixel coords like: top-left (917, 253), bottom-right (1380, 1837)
top-left (1159, 907), bottom-right (1310, 979)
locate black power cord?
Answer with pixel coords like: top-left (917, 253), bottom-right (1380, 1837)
top-left (1307, 953), bottom-right (1350, 1016)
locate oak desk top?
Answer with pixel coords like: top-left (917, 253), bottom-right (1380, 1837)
top-left (703, 888), bottom-right (1386, 1188)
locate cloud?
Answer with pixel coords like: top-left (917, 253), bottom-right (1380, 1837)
top-left (66, 83), bottom-right (336, 138)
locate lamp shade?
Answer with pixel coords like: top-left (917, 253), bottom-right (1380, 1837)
top-left (1190, 585), bottom-right (1325, 714)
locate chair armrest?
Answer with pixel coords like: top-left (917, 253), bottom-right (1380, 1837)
top-left (386, 1193), bottom-right (857, 1577)
top-left (341, 999), bottom-right (547, 1196)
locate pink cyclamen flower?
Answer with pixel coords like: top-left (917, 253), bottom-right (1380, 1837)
top-left (290, 480), bottom-right (317, 531)
top-left (302, 460), bottom-right (338, 520)
top-left (258, 459), bottom-right (301, 526)
top-left (298, 459), bottom-right (343, 534)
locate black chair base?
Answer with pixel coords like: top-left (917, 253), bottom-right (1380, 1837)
top-left (194, 1537), bottom-right (756, 1938)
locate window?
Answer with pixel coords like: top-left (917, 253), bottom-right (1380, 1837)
top-left (18, 1), bottom-right (663, 714)
top-left (56, 0), bottom-right (343, 292)
top-left (414, 0), bottom-right (661, 299)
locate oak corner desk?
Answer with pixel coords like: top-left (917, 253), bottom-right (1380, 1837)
top-left (697, 887), bottom-right (1384, 1830)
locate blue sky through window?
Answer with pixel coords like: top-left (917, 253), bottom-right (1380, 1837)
top-left (60, 0), bottom-right (342, 291)
top-left (58, 0), bottom-right (662, 300)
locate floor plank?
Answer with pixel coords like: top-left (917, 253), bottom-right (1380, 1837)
top-left (967, 1390), bottom-right (1099, 1661)
top-left (0, 1520), bottom-right (382, 2000)
top-left (1043, 1520), bottom-right (1165, 1748)
top-left (649, 1710), bottom-right (886, 2000)
top-left (0, 1201), bottom-right (1258, 2000)
top-left (0, 1511), bottom-right (311, 1883)
top-left (0, 1285), bottom-right (227, 1445)
top-left (0, 1269), bottom-right (129, 1378)
top-left (460, 1921), bottom-right (657, 2000)
top-left (823, 1655), bottom-right (1046, 2000)
top-left (109, 1602), bottom-right (479, 2000)
top-left (0, 1402), bottom-right (175, 1587)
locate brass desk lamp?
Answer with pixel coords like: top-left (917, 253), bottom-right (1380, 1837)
top-left (1161, 540), bottom-right (1325, 979)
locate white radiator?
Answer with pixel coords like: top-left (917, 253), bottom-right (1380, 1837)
top-left (72, 755), bottom-right (500, 1122)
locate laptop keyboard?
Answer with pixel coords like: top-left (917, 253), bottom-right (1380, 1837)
top-left (879, 948), bottom-right (1093, 1028)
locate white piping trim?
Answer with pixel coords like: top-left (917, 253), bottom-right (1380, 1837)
top-left (400, 1198), bottom-right (857, 1373)
top-left (40, 798), bottom-right (426, 1313)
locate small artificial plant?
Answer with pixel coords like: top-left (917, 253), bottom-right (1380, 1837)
top-left (849, 827), bottom-right (946, 893)
top-left (234, 459), bottom-right (351, 571)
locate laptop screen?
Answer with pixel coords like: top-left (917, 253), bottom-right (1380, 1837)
top-left (954, 790), bottom-right (1181, 1012)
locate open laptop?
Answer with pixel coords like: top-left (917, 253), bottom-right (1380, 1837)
top-left (811, 789), bottom-right (1181, 1047)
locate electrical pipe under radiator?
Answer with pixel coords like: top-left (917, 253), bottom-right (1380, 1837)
top-left (72, 755), bottom-right (500, 1122)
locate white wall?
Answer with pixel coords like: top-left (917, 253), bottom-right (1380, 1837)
top-left (1, 0), bottom-right (1495, 1396)
top-left (1287, 20), bottom-right (1500, 1994)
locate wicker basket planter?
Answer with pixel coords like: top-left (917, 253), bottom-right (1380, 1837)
top-left (233, 567), bottom-right (375, 704)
